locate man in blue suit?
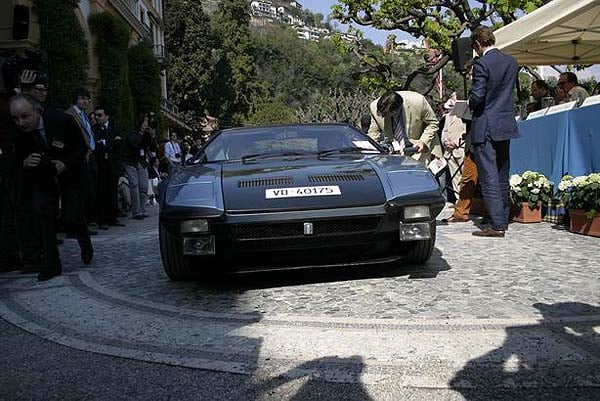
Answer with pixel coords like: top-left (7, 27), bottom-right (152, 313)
top-left (469, 26), bottom-right (520, 237)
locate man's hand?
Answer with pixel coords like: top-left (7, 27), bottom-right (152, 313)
top-left (443, 139), bottom-right (457, 151)
top-left (413, 141), bottom-right (425, 153)
top-left (20, 70), bottom-right (37, 85)
top-left (23, 153), bottom-right (42, 169)
top-left (51, 160), bottom-right (66, 175)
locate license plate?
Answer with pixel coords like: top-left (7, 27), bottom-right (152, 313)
top-left (265, 186), bottom-right (341, 199)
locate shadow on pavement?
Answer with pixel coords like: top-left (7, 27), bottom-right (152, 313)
top-left (449, 301), bottom-right (600, 400)
top-left (201, 247), bottom-right (451, 291)
top-left (248, 355), bottom-right (373, 401)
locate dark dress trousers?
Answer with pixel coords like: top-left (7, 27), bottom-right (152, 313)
top-left (468, 48), bottom-right (520, 230)
top-left (0, 119), bottom-right (21, 269)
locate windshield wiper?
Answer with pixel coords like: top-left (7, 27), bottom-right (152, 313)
top-left (317, 147), bottom-right (379, 157)
top-left (241, 151), bottom-right (310, 163)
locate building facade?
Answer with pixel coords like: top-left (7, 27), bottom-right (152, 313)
top-left (0, 0), bottom-right (188, 132)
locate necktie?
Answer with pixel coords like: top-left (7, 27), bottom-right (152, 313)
top-left (392, 111), bottom-right (409, 154)
top-left (36, 129), bottom-right (47, 146)
top-left (80, 110), bottom-right (95, 151)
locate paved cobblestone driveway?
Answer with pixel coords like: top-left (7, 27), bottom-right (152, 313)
top-left (1, 206), bottom-right (599, 396)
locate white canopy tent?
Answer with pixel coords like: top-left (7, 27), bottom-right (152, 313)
top-left (494, 0), bottom-right (600, 65)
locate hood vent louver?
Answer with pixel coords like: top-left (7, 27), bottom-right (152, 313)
top-left (238, 177), bottom-right (293, 188)
top-left (308, 174), bottom-right (365, 183)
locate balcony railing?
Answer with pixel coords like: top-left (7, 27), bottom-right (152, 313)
top-left (161, 98), bottom-right (179, 115)
top-left (160, 98), bottom-right (194, 132)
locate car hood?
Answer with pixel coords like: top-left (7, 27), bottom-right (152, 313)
top-left (221, 156), bottom-right (386, 213)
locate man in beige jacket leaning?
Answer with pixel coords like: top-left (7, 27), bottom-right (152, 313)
top-left (367, 90), bottom-right (442, 165)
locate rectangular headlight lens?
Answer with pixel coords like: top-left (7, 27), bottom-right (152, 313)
top-left (183, 236), bottom-right (215, 255)
top-left (399, 222), bottom-right (431, 241)
top-left (181, 219), bottom-right (209, 233)
top-left (404, 205), bottom-right (430, 220)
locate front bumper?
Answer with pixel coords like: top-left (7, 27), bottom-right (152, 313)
top-left (162, 205), bottom-right (436, 270)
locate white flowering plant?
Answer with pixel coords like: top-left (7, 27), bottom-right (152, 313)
top-left (557, 173), bottom-right (600, 217)
top-left (509, 171), bottom-right (553, 209)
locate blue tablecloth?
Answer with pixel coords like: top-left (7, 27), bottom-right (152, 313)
top-left (511, 103), bottom-right (600, 187)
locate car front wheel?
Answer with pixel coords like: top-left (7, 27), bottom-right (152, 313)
top-left (159, 223), bottom-right (194, 281)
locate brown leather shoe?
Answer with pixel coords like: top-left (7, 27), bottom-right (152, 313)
top-left (472, 228), bottom-right (505, 237)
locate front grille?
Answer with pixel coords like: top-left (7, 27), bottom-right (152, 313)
top-left (308, 174), bottom-right (364, 183)
top-left (229, 217), bottom-right (381, 241)
top-left (238, 177), bottom-right (293, 188)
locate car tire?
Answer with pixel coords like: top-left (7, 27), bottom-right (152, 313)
top-left (403, 222), bottom-right (436, 264)
top-left (159, 223), bottom-right (194, 281)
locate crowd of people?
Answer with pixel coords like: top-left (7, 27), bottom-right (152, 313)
top-left (1, 25), bottom-right (593, 280)
top-left (362, 26), bottom-right (590, 238)
top-left (526, 72), bottom-right (591, 113)
top-left (0, 71), bottom-right (214, 281)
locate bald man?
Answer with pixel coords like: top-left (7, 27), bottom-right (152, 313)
top-left (10, 94), bottom-right (93, 281)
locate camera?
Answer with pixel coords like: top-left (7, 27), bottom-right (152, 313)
top-left (1, 49), bottom-right (46, 94)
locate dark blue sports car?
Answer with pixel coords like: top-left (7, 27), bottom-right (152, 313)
top-left (159, 124), bottom-right (444, 280)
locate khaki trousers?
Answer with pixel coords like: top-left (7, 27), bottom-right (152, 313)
top-left (453, 151), bottom-right (478, 219)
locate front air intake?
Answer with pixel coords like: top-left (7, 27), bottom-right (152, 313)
top-left (238, 177), bottom-right (293, 188)
top-left (308, 174), bottom-right (365, 183)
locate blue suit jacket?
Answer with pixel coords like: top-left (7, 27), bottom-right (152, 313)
top-left (468, 48), bottom-right (520, 144)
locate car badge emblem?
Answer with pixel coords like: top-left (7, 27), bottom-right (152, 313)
top-left (303, 222), bottom-right (314, 236)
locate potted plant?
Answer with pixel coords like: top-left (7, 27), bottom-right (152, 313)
top-left (558, 173), bottom-right (600, 237)
top-left (509, 171), bottom-right (553, 223)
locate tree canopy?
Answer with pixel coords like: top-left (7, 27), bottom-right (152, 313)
top-left (212, 0), bottom-right (265, 126)
top-left (165, 0), bottom-right (224, 129)
top-left (164, 0), bottom-right (480, 128)
top-left (331, 0), bottom-right (550, 91)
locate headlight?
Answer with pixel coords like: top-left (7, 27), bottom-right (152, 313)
top-left (181, 219), bottom-right (209, 233)
top-left (403, 205), bottom-right (430, 220)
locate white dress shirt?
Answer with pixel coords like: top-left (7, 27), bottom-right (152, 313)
top-left (164, 140), bottom-right (181, 164)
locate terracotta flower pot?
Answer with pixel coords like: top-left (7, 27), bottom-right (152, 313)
top-left (568, 209), bottom-right (600, 238)
top-left (512, 202), bottom-right (542, 223)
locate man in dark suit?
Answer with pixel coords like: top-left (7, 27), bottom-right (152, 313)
top-left (66, 88), bottom-right (98, 227)
top-left (10, 94), bottom-right (93, 281)
top-left (93, 106), bottom-right (125, 229)
top-left (469, 26), bottom-right (520, 237)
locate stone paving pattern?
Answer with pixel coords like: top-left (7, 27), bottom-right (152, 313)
top-left (1, 205), bottom-right (599, 395)
top-left (53, 206), bottom-right (599, 321)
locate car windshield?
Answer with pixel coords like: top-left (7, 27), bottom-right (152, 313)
top-left (198, 125), bottom-right (381, 163)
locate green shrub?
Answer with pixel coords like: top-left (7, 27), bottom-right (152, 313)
top-left (128, 42), bottom-right (162, 124)
top-left (33, 0), bottom-right (88, 109)
top-left (89, 12), bottom-right (133, 131)
top-left (245, 100), bottom-right (297, 126)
